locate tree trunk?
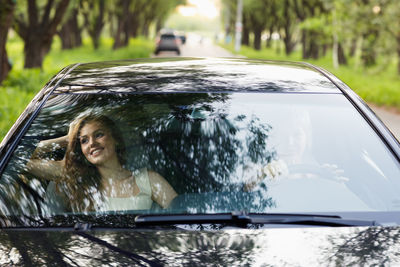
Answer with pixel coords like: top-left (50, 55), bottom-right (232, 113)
top-left (338, 43), bottom-right (347, 65)
top-left (129, 14), bottom-right (140, 39)
top-left (113, 0), bottom-right (129, 49)
top-left (122, 11), bottom-right (130, 46)
top-left (113, 19), bottom-right (124, 49)
top-left (253, 28), bottom-right (262, 50)
top-left (310, 45), bottom-right (319, 59)
top-left (349, 38), bottom-right (357, 57)
top-left (59, 8), bottom-right (81, 49)
top-left (89, 0), bottom-right (105, 49)
top-left (309, 33), bottom-right (319, 59)
top-left (71, 7), bottom-right (82, 47)
top-left (301, 29), bottom-right (308, 59)
top-left (142, 20), bottom-right (150, 38)
top-left (361, 28), bottom-right (379, 67)
top-left (266, 25), bottom-right (273, 48)
top-left (155, 19), bottom-right (163, 34)
top-left (283, 24), bottom-right (295, 55)
top-left (59, 21), bottom-right (74, 49)
top-left (0, 0), bottom-right (14, 83)
top-left (242, 24), bottom-right (249, 46)
top-left (24, 32), bottom-right (50, 68)
top-left (241, 15), bottom-right (249, 46)
top-left (14, 0), bottom-right (70, 69)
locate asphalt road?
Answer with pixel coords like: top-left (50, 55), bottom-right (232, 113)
top-left (369, 104), bottom-right (400, 140)
top-left (154, 33), bottom-right (400, 141)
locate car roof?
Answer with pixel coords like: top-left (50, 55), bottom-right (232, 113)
top-left (54, 58), bottom-right (342, 94)
top-left (160, 33), bottom-right (177, 38)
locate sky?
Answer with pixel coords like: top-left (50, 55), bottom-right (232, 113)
top-left (177, 0), bottom-right (220, 19)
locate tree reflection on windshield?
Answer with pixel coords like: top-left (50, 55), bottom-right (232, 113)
top-left (0, 93), bottom-right (277, 220)
top-left (324, 226), bottom-right (400, 265)
top-left (0, 228), bottom-right (259, 265)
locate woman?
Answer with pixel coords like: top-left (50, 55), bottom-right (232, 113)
top-left (26, 113), bottom-right (177, 212)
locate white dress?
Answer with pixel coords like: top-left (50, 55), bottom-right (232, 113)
top-left (97, 168), bottom-right (153, 212)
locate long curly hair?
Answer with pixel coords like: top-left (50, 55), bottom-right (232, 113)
top-left (59, 114), bottom-right (126, 212)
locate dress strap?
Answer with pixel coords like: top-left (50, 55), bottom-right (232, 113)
top-left (134, 168), bottom-right (152, 196)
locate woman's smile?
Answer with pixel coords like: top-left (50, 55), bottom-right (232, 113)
top-left (90, 147), bottom-right (103, 156)
top-left (79, 121), bottom-right (117, 166)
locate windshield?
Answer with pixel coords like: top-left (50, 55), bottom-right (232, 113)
top-left (1, 92), bottom-right (400, 222)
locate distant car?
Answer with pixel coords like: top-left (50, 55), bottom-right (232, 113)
top-left (155, 33), bottom-right (181, 55)
top-left (1, 58), bottom-right (400, 265)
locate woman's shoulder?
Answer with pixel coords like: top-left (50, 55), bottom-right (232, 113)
top-left (133, 167), bottom-right (150, 179)
top-left (133, 168), bottom-right (160, 179)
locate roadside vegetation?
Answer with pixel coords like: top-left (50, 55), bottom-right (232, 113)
top-left (221, 0), bottom-right (400, 112)
top-left (0, 36), bottom-right (154, 141)
top-left (223, 43), bottom-right (400, 111)
top-left (0, 0), bottom-right (181, 142)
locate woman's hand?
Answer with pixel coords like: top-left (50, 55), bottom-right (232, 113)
top-left (262, 159), bottom-right (289, 180)
top-left (244, 159), bottom-right (289, 191)
top-left (67, 119), bottom-right (79, 141)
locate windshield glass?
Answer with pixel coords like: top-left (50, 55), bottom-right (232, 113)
top-left (2, 92), bottom-right (400, 220)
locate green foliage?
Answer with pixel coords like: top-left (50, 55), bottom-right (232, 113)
top-left (222, 42), bottom-right (400, 111)
top-left (299, 16), bottom-right (328, 32)
top-left (0, 36), bottom-right (154, 142)
top-left (0, 86), bottom-right (34, 141)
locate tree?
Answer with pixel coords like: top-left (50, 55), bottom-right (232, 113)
top-left (338, 0), bottom-right (383, 67)
top-left (293, 0), bottom-right (328, 59)
top-left (378, 1), bottom-right (400, 74)
top-left (279, 0), bottom-right (297, 55)
top-left (244, 0), bottom-right (269, 50)
top-left (264, 0), bottom-right (278, 49)
top-left (112, 0), bottom-right (130, 50)
top-left (80, 0), bottom-right (106, 49)
top-left (0, 0), bottom-right (15, 83)
top-left (241, 13), bottom-right (250, 46)
top-left (112, 0), bottom-right (183, 50)
top-left (14, 0), bottom-right (70, 68)
top-left (58, 1), bottom-right (83, 49)
top-left (330, 0), bottom-right (348, 67)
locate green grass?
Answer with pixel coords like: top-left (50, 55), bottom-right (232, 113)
top-left (0, 36), bottom-right (155, 142)
top-left (223, 43), bottom-right (400, 110)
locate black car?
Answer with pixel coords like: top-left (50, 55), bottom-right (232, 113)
top-left (154, 33), bottom-right (181, 55)
top-left (1, 58), bottom-right (400, 265)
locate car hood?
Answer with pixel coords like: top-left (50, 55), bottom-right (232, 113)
top-left (1, 225), bottom-right (399, 266)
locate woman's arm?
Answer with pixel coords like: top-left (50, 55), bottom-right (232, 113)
top-left (148, 170), bottom-right (177, 209)
top-left (25, 135), bottom-right (69, 181)
top-left (25, 159), bottom-right (65, 181)
top-left (30, 135), bottom-right (68, 159)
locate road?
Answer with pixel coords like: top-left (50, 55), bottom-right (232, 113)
top-left (368, 104), bottom-right (400, 140)
top-left (154, 33), bottom-right (400, 141)
top-left (154, 33), bottom-right (233, 58)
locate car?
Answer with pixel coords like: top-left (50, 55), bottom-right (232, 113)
top-left (0, 57), bottom-right (400, 265)
top-left (154, 32), bottom-right (181, 55)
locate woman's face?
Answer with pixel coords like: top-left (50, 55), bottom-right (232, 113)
top-left (79, 121), bottom-right (117, 166)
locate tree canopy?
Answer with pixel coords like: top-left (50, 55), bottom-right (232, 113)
top-left (223, 0), bottom-right (400, 73)
top-left (0, 0), bottom-right (183, 75)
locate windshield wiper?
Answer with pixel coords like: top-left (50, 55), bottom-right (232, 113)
top-left (135, 212), bottom-right (380, 227)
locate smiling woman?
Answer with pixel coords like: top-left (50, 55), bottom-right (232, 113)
top-left (25, 112), bottom-right (177, 212)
